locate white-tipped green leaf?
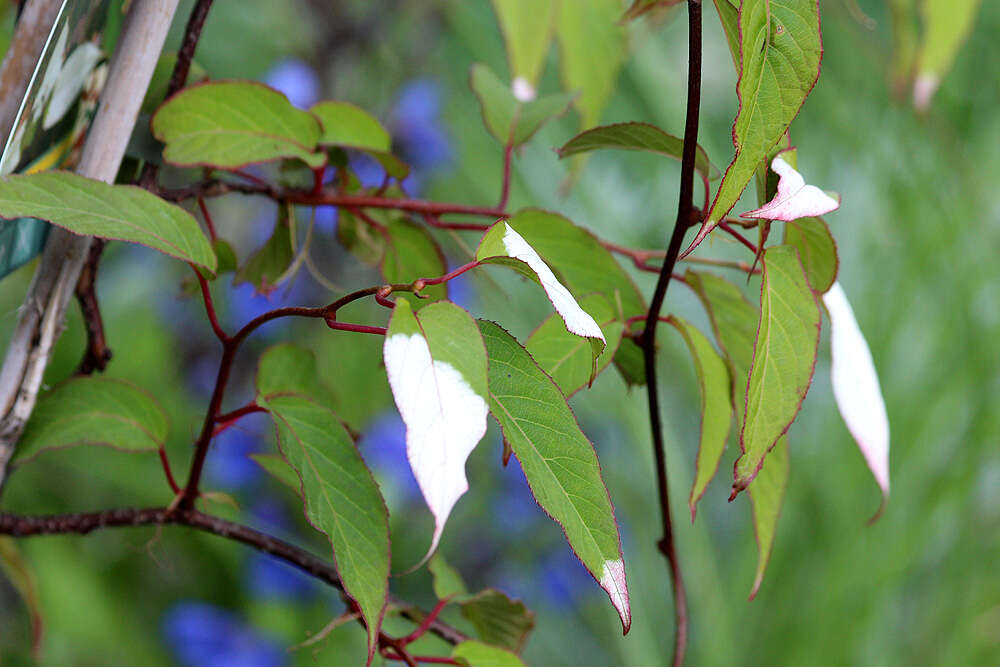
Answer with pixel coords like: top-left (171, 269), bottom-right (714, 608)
top-left (823, 282), bottom-right (890, 501)
top-left (152, 80), bottom-right (325, 169)
top-left (748, 435), bottom-right (788, 599)
top-left (742, 155), bottom-right (840, 222)
top-left (490, 0), bottom-right (558, 95)
top-left (913, 0), bottom-right (981, 110)
top-left (384, 300), bottom-right (489, 558)
top-left (526, 294), bottom-right (623, 396)
top-left (667, 316), bottom-right (733, 520)
top-left (257, 392), bottom-right (389, 663)
top-left (478, 320), bottom-right (630, 632)
top-left (0, 172), bottom-right (216, 270)
top-left (469, 64), bottom-right (575, 147)
top-left (476, 221), bottom-right (605, 367)
top-left (16, 377), bottom-right (166, 463)
top-left (686, 0), bottom-right (823, 255)
top-left (734, 245), bottom-right (819, 496)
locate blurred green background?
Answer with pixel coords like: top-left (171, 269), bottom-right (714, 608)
top-left (0, 0), bottom-right (998, 664)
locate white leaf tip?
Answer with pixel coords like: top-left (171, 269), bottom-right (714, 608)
top-left (741, 156), bottom-right (840, 222)
top-left (511, 77), bottom-right (536, 102)
top-left (600, 558), bottom-right (631, 633)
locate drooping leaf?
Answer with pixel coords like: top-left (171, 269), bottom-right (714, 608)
top-left (0, 172), bottom-right (215, 270)
top-left (0, 538), bottom-right (43, 657)
top-left (16, 377), bottom-right (166, 463)
top-left (257, 393), bottom-right (389, 662)
top-left (555, 0), bottom-right (627, 129)
top-left (687, 0), bottom-right (823, 255)
top-left (742, 155), bottom-right (840, 222)
top-left (783, 215), bottom-right (838, 293)
top-left (667, 315), bottom-right (733, 520)
top-left (310, 101), bottom-right (409, 179)
top-left (233, 206), bottom-right (294, 294)
top-left (453, 640), bottom-right (527, 667)
top-left (469, 64), bottom-right (576, 147)
top-left (384, 300), bottom-right (489, 557)
top-left (382, 216), bottom-right (448, 308)
top-left (913, 0), bottom-right (981, 110)
top-left (428, 552), bottom-right (469, 600)
top-left (823, 282), bottom-right (890, 503)
top-left (256, 343), bottom-right (333, 403)
top-left (733, 245), bottom-right (820, 496)
top-left (152, 80), bottom-right (325, 169)
top-left (476, 220), bottom-right (606, 366)
top-left (249, 452), bottom-right (301, 493)
top-left (557, 121), bottom-right (717, 181)
top-left (525, 293), bottom-right (623, 396)
top-left (747, 435), bottom-right (789, 599)
top-left (460, 589), bottom-right (536, 654)
top-left (490, 0), bottom-right (558, 94)
top-left (478, 321), bottom-right (630, 632)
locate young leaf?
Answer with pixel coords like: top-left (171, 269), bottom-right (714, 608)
top-left (382, 216), bottom-right (448, 307)
top-left (453, 640), bottom-right (527, 667)
top-left (783, 215), bottom-right (838, 293)
top-left (478, 320), bottom-right (630, 633)
top-left (384, 300), bottom-right (489, 557)
top-left (555, 0), bottom-right (626, 129)
top-left (686, 0), bottom-right (823, 255)
top-left (823, 282), bottom-right (890, 503)
top-left (525, 294), bottom-right (623, 396)
top-left (557, 121), bottom-right (717, 181)
top-left (233, 207), bottom-right (294, 294)
top-left (734, 245), bottom-right (820, 496)
top-left (257, 393), bottom-right (389, 663)
top-left (310, 101), bottom-right (409, 179)
top-left (742, 155), bottom-right (840, 222)
top-left (152, 81), bottom-right (325, 169)
top-left (490, 0), bottom-right (558, 97)
top-left (16, 377), bottom-right (166, 464)
top-left (0, 172), bottom-right (215, 271)
top-left (667, 315), bottom-right (733, 520)
top-left (913, 0), bottom-right (981, 110)
top-left (469, 64), bottom-right (575, 147)
top-left (428, 552), bottom-right (469, 600)
top-left (460, 589), bottom-right (536, 653)
top-left (476, 220), bottom-right (606, 366)
top-left (748, 435), bottom-right (789, 599)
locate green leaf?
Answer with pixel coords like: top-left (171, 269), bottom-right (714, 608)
top-left (257, 393), bottom-right (389, 662)
top-left (688, 0), bottom-right (823, 254)
top-left (453, 640), bottom-right (527, 667)
top-left (469, 64), bottom-right (576, 147)
top-left (525, 293), bottom-right (623, 396)
top-left (382, 216), bottom-right (447, 308)
top-left (233, 206), bottom-right (294, 293)
top-left (311, 101), bottom-right (409, 179)
top-left (16, 377), bottom-right (166, 463)
top-left (141, 52), bottom-right (208, 115)
top-left (622, 0), bottom-right (684, 22)
top-left (555, 0), bottom-right (627, 129)
top-left (888, 0), bottom-right (919, 97)
top-left (490, 0), bottom-right (558, 89)
top-left (748, 435), bottom-right (789, 599)
top-left (557, 121), bottom-right (717, 181)
top-left (384, 301), bottom-right (489, 557)
top-left (151, 80), bottom-right (325, 169)
top-left (428, 552), bottom-right (469, 600)
top-left (733, 245), bottom-right (819, 496)
top-left (460, 589), bottom-right (536, 654)
top-left (711, 0), bottom-right (741, 66)
top-left (0, 538), bottom-right (43, 656)
top-left (667, 315), bottom-right (733, 521)
top-left (0, 172), bottom-right (216, 271)
top-left (683, 270), bottom-right (758, 422)
top-left (336, 209), bottom-right (386, 266)
top-left (249, 452), bottom-right (301, 493)
top-left (783, 216), bottom-right (838, 293)
top-left (477, 219), bottom-right (606, 368)
top-left (212, 239), bottom-right (237, 275)
top-left (478, 320), bottom-right (630, 632)
top-left (256, 343), bottom-right (332, 402)
top-left (913, 0), bottom-right (981, 109)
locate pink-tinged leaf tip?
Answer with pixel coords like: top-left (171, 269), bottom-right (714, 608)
top-left (823, 282), bottom-right (890, 504)
top-left (742, 155), bottom-right (840, 222)
top-left (600, 558), bottom-right (631, 634)
top-left (679, 219), bottom-right (716, 260)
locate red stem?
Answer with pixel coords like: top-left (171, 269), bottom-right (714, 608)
top-left (400, 598), bottom-right (451, 646)
top-left (197, 197), bottom-right (217, 242)
top-left (419, 260), bottom-right (480, 286)
top-left (325, 321), bottom-right (387, 336)
top-left (719, 220), bottom-right (758, 255)
top-left (190, 264), bottom-right (229, 344)
top-left (159, 447), bottom-right (181, 494)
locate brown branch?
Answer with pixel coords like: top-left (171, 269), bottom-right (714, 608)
top-left (74, 240), bottom-right (112, 375)
top-left (639, 2), bottom-right (701, 665)
top-left (0, 507), bottom-right (468, 646)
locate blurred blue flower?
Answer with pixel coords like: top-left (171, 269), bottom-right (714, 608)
top-left (246, 552), bottom-right (317, 601)
top-left (445, 267), bottom-right (477, 313)
top-left (162, 602), bottom-right (285, 667)
top-left (246, 499), bottom-right (292, 537)
top-left (392, 80), bottom-right (452, 171)
top-left (264, 59), bottom-right (320, 110)
top-left (313, 205), bottom-right (338, 235)
top-left (536, 549), bottom-right (596, 609)
top-left (360, 412), bottom-right (420, 500)
top-left (493, 457), bottom-right (540, 536)
top-left (205, 418), bottom-right (270, 491)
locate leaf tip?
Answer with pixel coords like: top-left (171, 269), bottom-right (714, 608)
top-left (600, 558), bottom-right (631, 634)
